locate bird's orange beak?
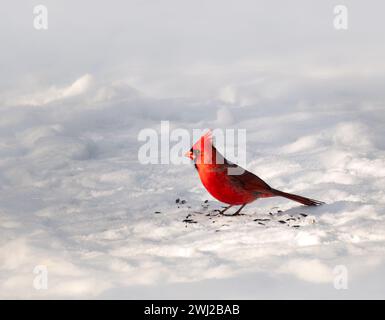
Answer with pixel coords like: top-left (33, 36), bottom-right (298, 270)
top-left (185, 150), bottom-right (194, 160)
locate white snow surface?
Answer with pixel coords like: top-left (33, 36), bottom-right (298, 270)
top-left (1, 0), bottom-right (385, 299)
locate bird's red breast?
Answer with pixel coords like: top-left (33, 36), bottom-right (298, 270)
top-left (196, 163), bottom-right (259, 205)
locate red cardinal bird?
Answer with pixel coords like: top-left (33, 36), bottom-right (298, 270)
top-left (186, 130), bottom-right (323, 215)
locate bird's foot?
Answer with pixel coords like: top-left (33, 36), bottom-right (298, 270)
top-left (221, 211), bottom-right (245, 216)
top-left (229, 204), bottom-right (247, 216)
top-left (219, 211), bottom-right (236, 216)
top-left (216, 205), bottom-right (233, 215)
top-left (229, 212), bottom-right (244, 216)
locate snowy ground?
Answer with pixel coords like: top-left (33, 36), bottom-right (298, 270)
top-left (1, 0), bottom-right (385, 299)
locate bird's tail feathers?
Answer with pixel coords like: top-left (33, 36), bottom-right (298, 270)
top-left (271, 189), bottom-right (324, 206)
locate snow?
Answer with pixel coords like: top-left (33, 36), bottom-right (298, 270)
top-left (1, 0), bottom-right (385, 299)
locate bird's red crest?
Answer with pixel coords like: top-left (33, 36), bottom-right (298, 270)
top-left (192, 130), bottom-right (212, 149)
top-left (185, 130), bottom-right (214, 163)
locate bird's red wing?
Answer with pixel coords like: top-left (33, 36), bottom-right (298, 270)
top-left (225, 162), bottom-right (272, 193)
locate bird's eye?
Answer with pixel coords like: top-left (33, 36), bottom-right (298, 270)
top-left (194, 149), bottom-right (200, 155)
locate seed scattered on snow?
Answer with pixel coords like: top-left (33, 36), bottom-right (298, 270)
top-left (183, 219), bottom-right (197, 223)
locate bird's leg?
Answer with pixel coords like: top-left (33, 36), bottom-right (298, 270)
top-left (231, 204), bottom-right (246, 216)
top-left (218, 205), bottom-right (233, 215)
